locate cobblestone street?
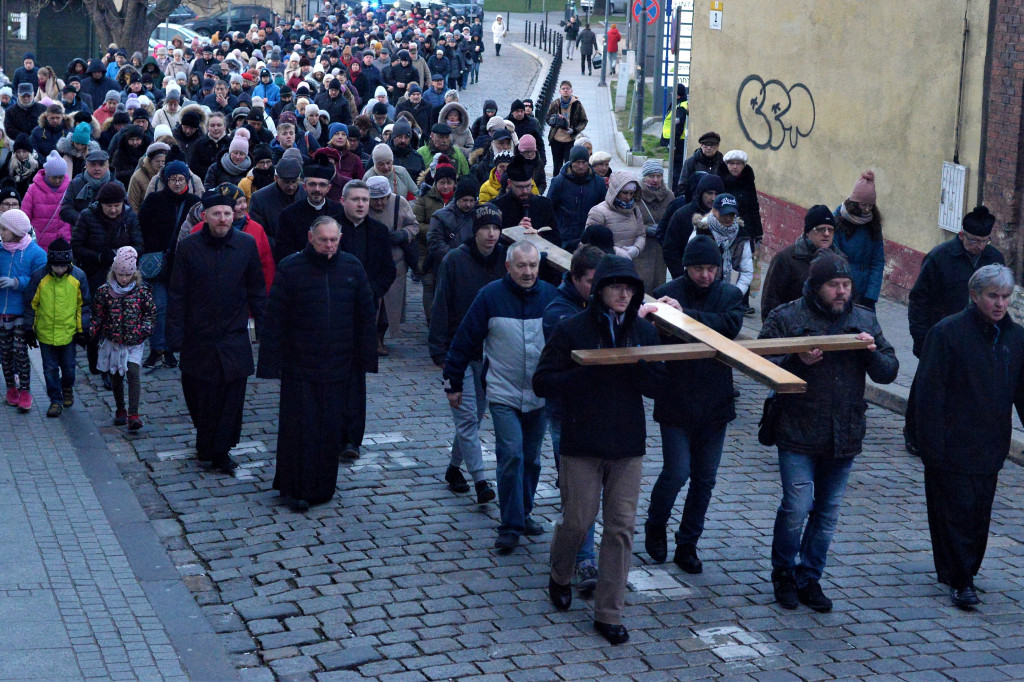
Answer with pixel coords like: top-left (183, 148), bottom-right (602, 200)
top-left (62, 269), bottom-right (1024, 681)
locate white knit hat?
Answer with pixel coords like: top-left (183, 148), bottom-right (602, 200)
top-left (0, 209), bottom-right (31, 237)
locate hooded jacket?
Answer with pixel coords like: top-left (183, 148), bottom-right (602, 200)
top-left (437, 101), bottom-right (473, 155)
top-left (547, 162), bottom-right (607, 251)
top-left (22, 170), bottom-right (72, 251)
top-left (0, 241), bottom-right (46, 316)
top-left (585, 171), bottom-right (645, 260)
top-left (470, 100), bottom-right (496, 139)
top-left (662, 172), bottom-right (724, 273)
top-left (533, 256), bottom-right (662, 459)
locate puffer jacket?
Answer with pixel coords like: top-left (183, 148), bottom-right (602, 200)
top-left (127, 155), bottom-right (161, 214)
top-left (413, 185), bottom-right (447, 270)
top-left (24, 265), bottom-right (91, 346)
top-left (22, 171), bottom-right (72, 251)
top-left (70, 202), bottom-right (145, 291)
top-left (443, 272), bottom-right (557, 411)
top-left (546, 163), bottom-right (606, 251)
top-left (760, 234), bottom-right (844, 322)
top-left (90, 279), bottom-right (156, 346)
top-left (59, 171), bottom-right (121, 228)
top-left (585, 171), bottom-right (645, 259)
top-left (533, 256), bottom-right (663, 460)
top-left (717, 162), bottom-right (763, 240)
top-left (758, 292), bottom-right (898, 459)
top-left (0, 241), bottom-right (47, 316)
top-left (438, 102), bottom-right (473, 155)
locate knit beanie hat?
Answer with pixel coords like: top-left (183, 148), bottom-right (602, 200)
top-left (0, 209), bottom-right (31, 237)
top-left (473, 205), bottom-right (502, 232)
top-left (47, 237), bottom-right (73, 266)
top-left (849, 170), bottom-right (876, 204)
top-left (962, 205), bottom-right (996, 237)
top-left (391, 119), bottom-right (412, 138)
top-left (580, 224), bottom-right (615, 254)
top-left (455, 176), bottom-right (479, 201)
top-left (641, 159), bottom-right (663, 177)
top-left (95, 182), bottom-right (126, 205)
top-left (229, 128), bottom-right (250, 154)
top-left (153, 124), bottom-right (173, 139)
top-left (682, 235), bottom-right (723, 268)
top-left (111, 246), bottom-right (138, 276)
top-left (146, 141), bottom-right (170, 158)
top-left (328, 122), bottom-right (348, 138)
top-left (251, 143), bottom-right (273, 164)
top-left (13, 134), bottom-right (32, 153)
top-left (72, 121), bottom-right (92, 145)
top-left (805, 250), bottom-right (852, 292)
top-left (569, 145), bottom-right (590, 164)
top-left (517, 134), bottom-right (537, 152)
top-left (366, 175), bottom-right (391, 198)
top-left (43, 150), bottom-right (68, 177)
top-left (163, 160), bottom-right (190, 181)
top-left (803, 204), bottom-right (836, 234)
top-left (434, 162), bottom-right (457, 183)
top-left (372, 144), bottom-right (393, 162)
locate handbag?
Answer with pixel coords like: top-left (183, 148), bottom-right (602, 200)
top-left (138, 251), bottom-right (165, 280)
top-left (592, 55), bottom-right (602, 68)
top-left (757, 392), bottom-right (778, 447)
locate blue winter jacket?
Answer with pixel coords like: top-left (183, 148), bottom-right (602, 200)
top-left (832, 207), bottom-right (885, 303)
top-left (546, 163), bottom-right (607, 251)
top-left (0, 241), bottom-right (47, 316)
top-left (444, 272), bottom-right (557, 411)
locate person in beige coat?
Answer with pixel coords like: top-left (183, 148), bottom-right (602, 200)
top-left (127, 142), bottom-right (170, 213)
top-left (366, 176), bottom-right (418, 353)
top-left (585, 171), bottom-right (646, 260)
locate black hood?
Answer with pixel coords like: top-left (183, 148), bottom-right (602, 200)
top-left (590, 254), bottom-right (645, 320)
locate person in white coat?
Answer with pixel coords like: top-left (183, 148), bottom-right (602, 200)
top-left (492, 16), bottom-right (508, 56)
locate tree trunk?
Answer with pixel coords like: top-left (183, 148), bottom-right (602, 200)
top-left (78, 0), bottom-right (183, 56)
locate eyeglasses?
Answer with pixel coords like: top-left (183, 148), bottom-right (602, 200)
top-left (810, 226), bottom-right (835, 235)
top-left (962, 233), bottom-right (991, 246)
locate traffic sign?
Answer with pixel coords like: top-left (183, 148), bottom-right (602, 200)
top-left (632, 0), bottom-right (660, 25)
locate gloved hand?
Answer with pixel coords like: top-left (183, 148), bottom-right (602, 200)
top-left (645, 225), bottom-right (659, 239)
top-left (22, 327), bottom-right (37, 348)
top-left (0, 276), bottom-right (17, 289)
top-left (73, 332), bottom-right (88, 347)
top-left (389, 230), bottom-right (408, 246)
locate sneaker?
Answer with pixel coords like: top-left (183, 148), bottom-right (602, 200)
top-left (62, 387), bottom-right (74, 407)
top-left (673, 543), bottom-right (703, 574)
top-left (5, 386), bottom-right (18, 406)
top-left (113, 409), bottom-right (128, 426)
top-left (162, 351), bottom-right (178, 368)
top-left (797, 579), bottom-right (833, 612)
top-left (494, 530), bottom-right (519, 554)
top-left (475, 480), bottom-right (496, 504)
top-left (949, 585), bottom-right (981, 608)
top-left (46, 402), bottom-right (62, 418)
top-left (445, 465), bottom-right (471, 493)
top-left (523, 518), bottom-right (545, 536)
top-left (142, 350), bottom-right (163, 369)
top-left (576, 564), bottom-right (598, 597)
top-left (772, 568), bottom-right (799, 610)
top-left (16, 389), bottom-right (32, 413)
top-left (644, 521), bottom-right (667, 563)
top-left (127, 414), bottom-right (143, 431)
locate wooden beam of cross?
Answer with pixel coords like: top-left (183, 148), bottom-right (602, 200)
top-left (572, 335), bottom-right (871, 365)
top-left (501, 226), bottom-right (812, 394)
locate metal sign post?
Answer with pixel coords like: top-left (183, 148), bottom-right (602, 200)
top-left (631, 0), bottom-right (658, 153)
top-left (666, 5), bottom-right (680, 189)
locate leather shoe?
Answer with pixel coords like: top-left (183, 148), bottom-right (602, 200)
top-left (644, 521), bottom-right (667, 563)
top-left (673, 543), bottom-right (703, 574)
top-left (593, 620), bottom-right (629, 645)
top-left (548, 578), bottom-right (572, 611)
top-left (523, 518), bottom-right (545, 536)
top-left (950, 585), bottom-right (981, 608)
top-left (494, 530), bottom-right (518, 554)
top-left (215, 456), bottom-right (239, 474)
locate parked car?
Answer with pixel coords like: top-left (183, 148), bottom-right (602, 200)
top-left (444, 0), bottom-right (484, 20)
top-left (148, 2), bottom-right (196, 22)
top-left (183, 5), bottom-right (277, 36)
top-left (149, 23), bottom-right (203, 53)
top-left (579, 0), bottom-right (618, 14)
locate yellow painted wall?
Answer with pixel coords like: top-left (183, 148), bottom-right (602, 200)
top-left (689, 0), bottom-right (989, 254)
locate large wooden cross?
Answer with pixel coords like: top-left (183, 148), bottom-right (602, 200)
top-left (501, 226), bottom-right (868, 394)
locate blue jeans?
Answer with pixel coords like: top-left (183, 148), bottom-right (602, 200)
top-left (547, 402), bottom-right (596, 566)
top-left (40, 343), bottom-right (76, 404)
top-left (148, 279), bottom-right (168, 352)
top-left (771, 450), bottom-right (854, 586)
top-left (490, 403), bottom-right (546, 535)
top-left (647, 423), bottom-right (727, 545)
top-left (469, 62), bottom-right (480, 81)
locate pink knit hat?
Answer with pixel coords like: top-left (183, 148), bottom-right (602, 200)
top-left (0, 209), bottom-right (32, 237)
top-left (229, 128), bottom-right (250, 155)
top-left (849, 170), bottom-right (876, 204)
top-left (112, 246), bottom-right (138, 276)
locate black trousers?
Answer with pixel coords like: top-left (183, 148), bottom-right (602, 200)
top-left (924, 466), bottom-right (999, 589)
top-left (550, 139), bottom-right (574, 175)
top-left (581, 54), bottom-right (592, 74)
top-left (181, 372), bottom-right (248, 464)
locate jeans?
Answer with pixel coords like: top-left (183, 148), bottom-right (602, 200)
top-left (771, 450), bottom-right (854, 586)
top-left (40, 342), bottom-right (76, 403)
top-left (489, 403), bottom-right (546, 534)
top-left (148, 279), bottom-right (167, 352)
top-left (608, 51), bottom-right (618, 73)
top-left (449, 361), bottom-right (488, 482)
top-left (647, 423), bottom-right (727, 546)
top-left (547, 402), bottom-right (596, 566)
top-left (469, 62), bottom-right (480, 82)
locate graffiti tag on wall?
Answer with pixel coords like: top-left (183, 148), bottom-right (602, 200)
top-left (736, 75), bottom-right (815, 150)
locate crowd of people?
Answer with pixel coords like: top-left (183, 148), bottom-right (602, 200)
top-left (0, 0), bottom-right (1020, 650)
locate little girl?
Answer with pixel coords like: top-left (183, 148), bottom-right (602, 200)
top-left (90, 247), bottom-right (155, 430)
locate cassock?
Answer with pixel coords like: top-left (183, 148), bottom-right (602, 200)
top-left (257, 243), bottom-right (378, 505)
top-left (914, 304), bottom-right (1024, 590)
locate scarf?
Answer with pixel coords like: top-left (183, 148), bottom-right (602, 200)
top-left (440, 189), bottom-right (454, 204)
top-left (109, 279), bottom-right (136, 298)
top-left (76, 171), bottom-right (113, 202)
top-left (232, 214), bottom-right (248, 231)
top-left (839, 203), bottom-right (872, 226)
top-left (613, 198), bottom-right (634, 210)
top-left (9, 154), bottom-right (39, 183)
top-left (1, 234), bottom-right (32, 253)
top-left (559, 95), bottom-right (572, 109)
top-left (304, 117), bottom-right (322, 139)
top-left (704, 213), bottom-right (739, 280)
top-left (221, 153), bottom-right (252, 175)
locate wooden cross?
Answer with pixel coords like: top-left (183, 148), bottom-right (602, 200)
top-left (501, 226), bottom-right (869, 394)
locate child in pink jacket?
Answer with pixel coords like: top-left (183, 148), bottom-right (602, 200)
top-left (22, 151), bottom-right (71, 251)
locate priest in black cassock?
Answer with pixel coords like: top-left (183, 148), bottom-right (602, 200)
top-left (257, 215), bottom-right (378, 511)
